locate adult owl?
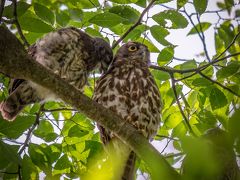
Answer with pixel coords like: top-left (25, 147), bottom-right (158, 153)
top-left (0, 27), bottom-right (113, 121)
top-left (93, 42), bottom-right (162, 180)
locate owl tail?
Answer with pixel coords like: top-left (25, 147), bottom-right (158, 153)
top-left (122, 151), bottom-right (137, 180)
top-left (0, 81), bottom-right (40, 121)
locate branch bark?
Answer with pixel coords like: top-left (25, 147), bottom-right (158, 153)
top-left (0, 26), bottom-right (180, 180)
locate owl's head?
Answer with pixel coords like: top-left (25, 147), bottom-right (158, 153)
top-left (115, 42), bottom-right (150, 64)
top-left (94, 37), bottom-right (113, 73)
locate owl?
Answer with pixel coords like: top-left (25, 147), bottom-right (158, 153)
top-left (93, 42), bottom-right (162, 180)
top-left (0, 27), bottom-right (113, 121)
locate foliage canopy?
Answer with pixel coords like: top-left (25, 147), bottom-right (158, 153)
top-left (0, 0), bottom-right (239, 179)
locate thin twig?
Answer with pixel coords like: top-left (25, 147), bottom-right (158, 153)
top-left (214, 31), bottom-right (240, 60)
top-left (12, 0), bottom-right (29, 47)
top-left (198, 71), bottom-right (240, 98)
top-left (156, 135), bottom-right (179, 141)
top-left (170, 73), bottom-right (197, 137)
top-left (164, 152), bottom-right (184, 159)
top-left (160, 139), bottom-right (171, 154)
top-left (111, 0), bottom-right (156, 49)
top-left (196, 14), bottom-right (211, 62)
top-left (18, 165), bottom-right (22, 180)
top-left (42, 107), bottom-right (77, 112)
top-left (0, 0), bottom-right (5, 23)
top-left (150, 52), bottom-right (240, 74)
top-left (18, 104), bottom-right (44, 155)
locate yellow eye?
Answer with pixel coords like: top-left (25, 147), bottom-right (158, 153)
top-left (128, 45), bottom-right (137, 52)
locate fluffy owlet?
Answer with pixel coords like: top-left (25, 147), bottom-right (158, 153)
top-left (93, 42), bottom-right (162, 180)
top-left (0, 27), bottom-right (113, 121)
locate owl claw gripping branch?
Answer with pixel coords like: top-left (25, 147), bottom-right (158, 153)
top-left (0, 27), bottom-right (113, 121)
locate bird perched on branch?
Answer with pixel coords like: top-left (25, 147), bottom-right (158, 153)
top-left (0, 27), bottom-right (113, 121)
top-left (93, 42), bottom-right (162, 180)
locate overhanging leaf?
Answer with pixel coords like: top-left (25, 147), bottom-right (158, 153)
top-left (150, 25), bottom-right (171, 46)
top-left (0, 115), bottom-right (35, 138)
top-left (157, 47), bottom-right (174, 66)
top-left (193, 0), bottom-right (208, 15)
top-left (152, 10), bottom-right (188, 29)
top-left (89, 12), bottom-right (127, 27)
top-left (209, 87), bottom-right (228, 110)
top-left (187, 22), bottom-right (211, 35)
top-left (109, 5), bottom-right (140, 24)
top-left (19, 17), bottom-right (54, 33)
top-left (34, 3), bottom-right (55, 25)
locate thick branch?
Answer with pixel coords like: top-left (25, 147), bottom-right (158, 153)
top-left (111, 0), bottom-right (156, 49)
top-left (0, 26), bottom-right (179, 180)
top-left (0, 0), bottom-right (5, 23)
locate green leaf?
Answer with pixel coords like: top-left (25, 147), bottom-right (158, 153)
top-left (124, 25), bottom-right (148, 41)
top-left (228, 109), bottom-right (240, 140)
top-left (29, 143), bottom-right (49, 170)
top-left (163, 106), bottom-right (182, 129)
top-left (85, 27), bottom-right (103, 37)
top-left (177, 0), bottom-right (188, 9)
top-left (68, 125), bottom-right (89, 137)
top-left (3, 1), bottom-right (31, 19)
top-left (136, 0), bottom-right (146, 7)
top-left (89, 12), bottom-right (127, 27)
top-left (69, 8), bottom-right (83, 22)
top-left (192, 78), bottom-right (212, 87)
top-left (34, 3), bottom-right (55, 25)
top-left (150, 25), bottom-right (171, 46)
top-left (34, 120), bottom-right (57, 142)
top-left (236, 9), bottom-right (240, 17)
top-left (109, 0), bottom-right (138, 4)
top-left (22, 155), bottom-right (39, 180)
top-left (152, 10), bottom-right (188, 29)
top-left (157, 47), bottom-right (174, 66)
top-left (84, 140), bottom-right (103, 161)
top-left (136, 37), bottom-right (159, 52)
top-left (193, 0), bottom-right (208, 15)
top-left (19, 16), bottom-right (54, 33)
top-left (209, 88), bottom-right (228, 110)
top-left (56, 11), bottom-right (70, 27)
top-left (156, 0), bottom-right (173, 3)
top-left (187, 22), bottom-right (211, 35)
top-left (180, 60), bottom-right (197, 70)
top-left (109, 5), bottom-right (140, 24)
top-left (0, 141), bottom-right (20, 169)
top-left (224, 0), bottom-right (234, 14)
top-left (151, 69), bottom-right (170, 81)
top-left (54, 154), bottom-right (71, 171)
top-left (0, 116), bottom-right (35, 138)
top-left (74, 0), bottom-right (100, 9)
top-left (216, 61), bottom-right (240, 80)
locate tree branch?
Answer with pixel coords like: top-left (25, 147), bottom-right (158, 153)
top-left (0, 26), bottom-right (180, 180)
top-left (198, 71), bottom-right (240, 98)
top-left (170, 73), bottom-right (196, 137)
top-left (18, 104), bottom-right (44, 155)
top-left (111, 0), bottom-right (156, 49)
top-left (150, 52), bottom-right (240, 74)
top-left (12, 0), bottom-right (29, 47)
top-left (0, 0), bottom-right (5, 23)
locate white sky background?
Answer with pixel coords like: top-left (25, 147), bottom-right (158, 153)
top-left (4, 0), bottom-right (239, 179)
